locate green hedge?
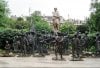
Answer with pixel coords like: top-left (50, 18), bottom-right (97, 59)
top-left (86, 33), bottom-right (97, 52)
top-left (0, 28), bottom-right (28, 49)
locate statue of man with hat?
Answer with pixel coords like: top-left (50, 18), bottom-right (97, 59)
top-left (52, 8), bottom-right (60, 34)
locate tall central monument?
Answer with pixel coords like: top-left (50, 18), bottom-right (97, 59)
top-left (52, 8), bottom-right (60, 34)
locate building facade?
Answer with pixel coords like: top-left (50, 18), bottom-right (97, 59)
top-left (67, 19), bottom-right (86, 26)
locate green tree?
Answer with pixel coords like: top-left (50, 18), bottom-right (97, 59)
top-left (60, 21), bottom-right (76, 34)
top-left (0, 0), bottom-right (9, 27)
top-left (13, 17), bottom-right (30, 29)
top-left (87, 0), bottom-right (100, 32)
top-left (76, 25), bottom-right (89, 33)
top-left (30, 11), bottom-right (52, 33)
top-left (3, 17), bottom-right (16, 28)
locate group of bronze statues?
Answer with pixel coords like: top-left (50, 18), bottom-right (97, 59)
top-left (3, 30), bottom-right (100, 61)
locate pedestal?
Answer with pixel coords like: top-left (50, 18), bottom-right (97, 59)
top-left (70, 57), bottom-right (83, 61)
top-left (52, 57), bottom-right (66, 61)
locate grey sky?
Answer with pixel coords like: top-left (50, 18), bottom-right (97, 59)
top-left (7, 0), bottom-right (91, 20)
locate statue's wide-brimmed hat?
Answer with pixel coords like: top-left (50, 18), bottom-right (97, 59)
top-left (41, 30), bottom-right (45, 34)
top-left (36, 33), bottom-right (41, 37)
top-left (20, 34), bottom-right (25, 36)
top-left (57, 32), bottom-right (63, 36)
top-left (30, 31), bottom-right (35, 34)
top-left (63, 32), bottom-right (68, 36)
top-left (54, 8), bottom-right (57, 10)
top-left (26, 32), bottom-right (30, 34)
top-left (26, 31), bottom-right (35, 34)
top-left (96, 32), bottom-right (100, 36)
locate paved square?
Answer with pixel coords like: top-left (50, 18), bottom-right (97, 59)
top-left (0, 55), bottom-right (100, 67)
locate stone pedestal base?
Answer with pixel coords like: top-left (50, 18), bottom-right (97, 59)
top-left (70, 57), bottom-right (83, 61)
top-left (1, 52), bottom-right (15, 57)
top-left (52, 57), bottom-right (66, 61)
top-left (33, 53), bottom-right (45, 57)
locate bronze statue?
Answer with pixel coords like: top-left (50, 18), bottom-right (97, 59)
top-left (71, 34), bottom-right (83, 61)
top-left (52, 32), bottom-right (65, 61)
top-left (5, 40), bottom-right (11, 56)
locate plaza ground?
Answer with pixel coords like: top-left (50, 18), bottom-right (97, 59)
top-left (0, 54), bottom-right (100, 67)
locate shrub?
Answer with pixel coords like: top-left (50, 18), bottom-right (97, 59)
top-left (76, 25), bottom-right (89, 33)
top-left (0, 28), bottom-right (27, 49)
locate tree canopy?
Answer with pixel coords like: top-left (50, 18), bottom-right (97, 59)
top-left (87, 0), bottom-right (100, 32)
top-left (29, 11), bottom-right (52, 33)
top-left (60, 21), bottom-right (76, 34)
top-left (0, 0), bottom-right (9, 27)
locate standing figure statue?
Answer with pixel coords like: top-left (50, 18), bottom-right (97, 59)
top-left (5, 40), bottom-right (11, 56)
top-left (71, 34), bottom-right (83, 61)
top-left (36, 33), bottom-right (44, 57)
top-left (83, 32), bottom-right (89, 52)
top-left (52, 32), bottom-right (65, 60)
top-left (52, 8), bottom-right (60, 34)
top-left (27, 32), bottom-right (35, 56)
top-left (13, 36), bottom-right (20, 53)
top-left (95, 33), bottom-right (100, 56)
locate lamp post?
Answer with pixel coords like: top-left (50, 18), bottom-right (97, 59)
top-left (68, 14), bottom-right (70, 35)
top-left (29, 8), bottom-right (31, 31)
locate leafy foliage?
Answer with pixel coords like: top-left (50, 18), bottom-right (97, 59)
top-left (31, 12), bottom-right (52, 33)
top-left (0, 0), bottom-right (9, 27)
top-left (76, 25), bottom-right (89, 33)
top-left (14, 17), bottom-right (30, 29)
top-left (0, 28), bottom-right (26, 49)
top-left (60, 22), bottom-right (76, 34)
top-left (87, 0), bottom-right (100, 32)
